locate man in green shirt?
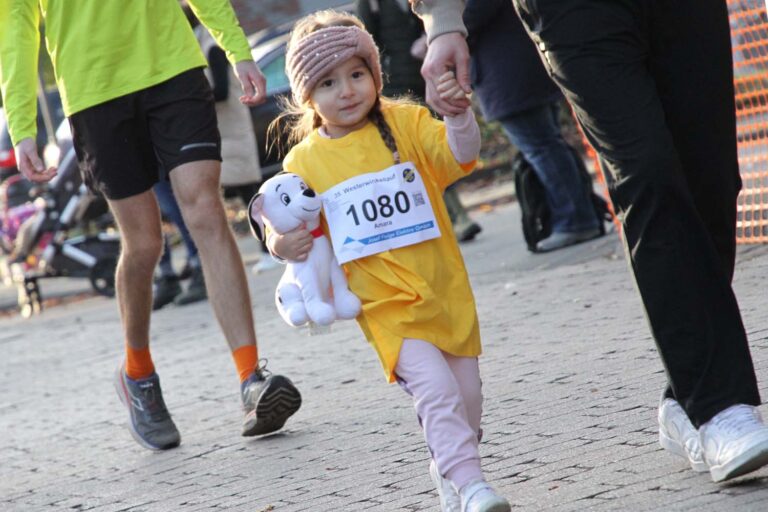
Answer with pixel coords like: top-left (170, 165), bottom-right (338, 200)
top-left (0, 0), bottom-right (302, 450)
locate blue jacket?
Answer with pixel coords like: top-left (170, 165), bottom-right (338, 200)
top-left (464, 0), bottom-right (562, 121)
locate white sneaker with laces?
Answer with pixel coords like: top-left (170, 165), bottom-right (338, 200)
top-left (459, 480), bottom-right (511, 512)
top-left (429, 460), bottom-right (460, 512)
top-left (658, 398), bottom-right (708, 472)
top-left (700, 404), bottom-right (768, 482)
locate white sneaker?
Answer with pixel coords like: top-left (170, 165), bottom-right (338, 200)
top-left (658, 398), bottom-right (708, 472)
top-left (700, 404), bottom-right (768, 482)
top-left (429, 460), bottom-right (460, 512)
top-left (459, 480), bottom-right (511, 512)
top-left (251, 257), bottom-right (280, 275)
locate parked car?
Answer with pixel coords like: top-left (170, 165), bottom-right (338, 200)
top-left (246, 4), bottom-right (353, 181)
top-left (0, 109), bottom-right (16, 181)
top-left (248, 29), bottom-right (292, 181)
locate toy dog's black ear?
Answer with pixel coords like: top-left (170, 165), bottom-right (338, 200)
top-left (247, 193), bottom-right (266, 241)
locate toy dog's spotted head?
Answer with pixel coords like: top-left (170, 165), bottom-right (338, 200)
top-left (248, 173), bottom-right (322, 240)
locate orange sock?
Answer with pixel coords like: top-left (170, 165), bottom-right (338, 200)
top-left (125, 344), bottom-right (155, 380)
top-left (232, 345), bottom-right (258, 383)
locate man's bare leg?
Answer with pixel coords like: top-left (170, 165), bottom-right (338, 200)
top-left (109, 189), bottom-right (181, 450)
top-left (170, 160), bottom-right (301, 436)
top-left (108, 190), bottom-right (164, 351)
top-left (169, 160), bottom-right (255, 350)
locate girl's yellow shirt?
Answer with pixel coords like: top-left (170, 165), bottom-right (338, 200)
top-left (283, 103), bottom-right (481, 382)
top-left (0, 0), bottom-right (251, 145)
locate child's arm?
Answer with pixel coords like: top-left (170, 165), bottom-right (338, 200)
top-left (436, 71), bottom-right (481, 164)
top-left (268, 228), bottom-right (314, 262)
top-left (444, 110), bottom-right (481, 164)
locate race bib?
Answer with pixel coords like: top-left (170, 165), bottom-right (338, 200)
top-left (321, 162), bottom-right (441, 264)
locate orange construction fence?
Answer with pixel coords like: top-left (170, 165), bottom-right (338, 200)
top-left (730, 1), bottom-right (768, 243)
top-left (582, 2), bottom-right (768, 243)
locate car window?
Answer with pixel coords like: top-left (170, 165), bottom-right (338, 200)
top-left (262, 52), bottom-right (290, 95)
top-left (0, 109), bottom-right (12, 150)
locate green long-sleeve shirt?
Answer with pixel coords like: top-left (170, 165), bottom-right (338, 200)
top-left (0, 0), bottom-right (252, 146)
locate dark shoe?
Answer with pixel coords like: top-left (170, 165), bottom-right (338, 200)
top-left (152, 276), bottom-right (182, 311)
top-left (178, 262), bottom-right (193, 281)
top-left (174, 267), bottom-right (207, 306)
top-left (456, 222), bottom-right (482, 243)
top-left (241, 364), bottom-right (302, 437)
top-left (113, 364), bottom-right (181, 450)
top-left (535, 227), bottom-right (602, 252)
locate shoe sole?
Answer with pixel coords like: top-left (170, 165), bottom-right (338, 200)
top-left (709, 439), bottom-right (768, 482)
top-left (242, 375), bottom-right (302, 437)
top-left (477, 501), bottom-right (511, 512)
top-left (113, 367), bottom-right (180, 451)
top-left (659, 430), bottom-right (709, 473)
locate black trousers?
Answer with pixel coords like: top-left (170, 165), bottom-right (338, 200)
top-left (513, 0), bottom-right (760, 427)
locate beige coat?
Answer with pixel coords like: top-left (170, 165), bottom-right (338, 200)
top-left (196, 26), bottom-right (261, 186)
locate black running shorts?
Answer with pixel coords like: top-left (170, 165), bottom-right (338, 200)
top-left (69, 68), bottom-right (222, 200)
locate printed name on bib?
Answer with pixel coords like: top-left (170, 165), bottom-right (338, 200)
top-left (321, 162), bottom-right (441, 264)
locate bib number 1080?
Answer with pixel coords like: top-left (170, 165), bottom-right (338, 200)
top-left (345, 191), bottom-right (410, 226)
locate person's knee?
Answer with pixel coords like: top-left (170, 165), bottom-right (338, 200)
top-left (178, 190), bottom-right (226, 236)
top-left (121, 232), bottom-right (164, 268)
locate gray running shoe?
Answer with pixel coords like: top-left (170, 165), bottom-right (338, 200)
top-left (241, 364), bottom-right (302, 437)
top-left (114, 365), bottom-right (181, 450)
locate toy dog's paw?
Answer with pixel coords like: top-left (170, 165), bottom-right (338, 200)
top-left (285, 305), bottom-right (309, 327)
top-left (307, 302), bottom-right (336, 326)
top-left (335, 291), bottom-right (361, 320)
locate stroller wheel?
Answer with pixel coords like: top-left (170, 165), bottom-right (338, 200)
top-left (90, 257), bottom-right (117, 297)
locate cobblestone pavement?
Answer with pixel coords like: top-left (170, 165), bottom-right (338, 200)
top-left (3, 203), bottom-right (768, 511)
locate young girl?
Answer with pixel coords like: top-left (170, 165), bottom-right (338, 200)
top-left (269, 10), bottom-right (511, 512)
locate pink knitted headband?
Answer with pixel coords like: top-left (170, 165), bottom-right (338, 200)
top-left (286, 25), bottom-right (383, 104)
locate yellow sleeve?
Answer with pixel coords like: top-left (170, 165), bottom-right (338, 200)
top-left (412, 106), bottom-right (475, 190)
top-left (186, 0), bottom-right (252, 65)
top-left (0, 0), bottom-right (41, 145)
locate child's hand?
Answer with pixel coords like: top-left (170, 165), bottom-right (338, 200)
top-left (269, 227), bottom-right (314, 262)
top-left (437, 71), bottom-right (468, 100)
top-left (436, 71), bottom-right (471, 113)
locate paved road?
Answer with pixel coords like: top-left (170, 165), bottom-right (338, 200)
top-left (3, 203), bottom-right (768, 511)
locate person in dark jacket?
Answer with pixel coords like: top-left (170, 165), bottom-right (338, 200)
top-left (415, 0), bottom-right (768, 484)
top-left (357, 0), bottom-right (482, 243)
top-left (464, 0), bottom-right (601, 252)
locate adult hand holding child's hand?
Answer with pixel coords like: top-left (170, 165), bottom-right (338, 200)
top-left (436, 71), bottom-right (471, 114)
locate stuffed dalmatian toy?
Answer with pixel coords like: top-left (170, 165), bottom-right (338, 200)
top-left (248, 173), bottom-right (362, 327)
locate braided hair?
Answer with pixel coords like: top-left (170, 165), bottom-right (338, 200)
top-left (368, 98), bottom-right (400, 164)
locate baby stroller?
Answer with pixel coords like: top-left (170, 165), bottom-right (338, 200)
top-left (2, 125), bottom-right (121, 317)
top-left (0, 175), bottom-right (38, 254)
